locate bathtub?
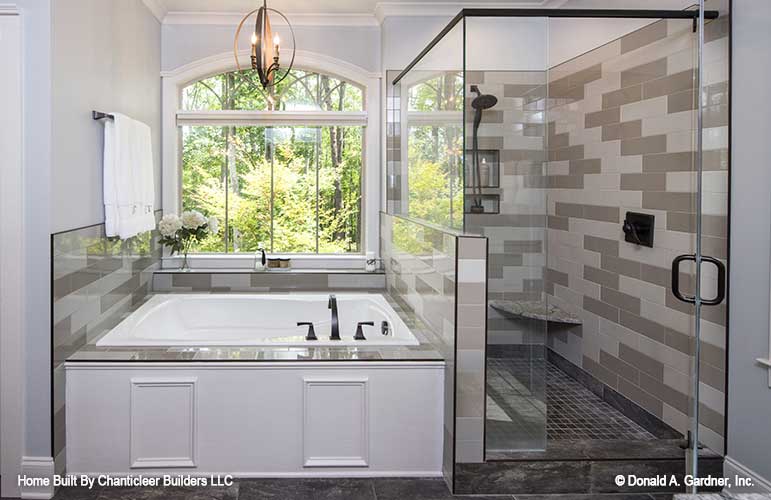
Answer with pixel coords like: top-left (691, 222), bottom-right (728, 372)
top-left (96, 293), bottom-right (419, 347)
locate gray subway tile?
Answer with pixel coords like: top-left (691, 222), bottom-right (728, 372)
top-left (548, 175), bottom-right (584, 189)
top-left (639, 372), bottom-right (688, 413)
top-left (583, 295), bottom-right (619, 322)
top-left (584, 265), bottom-right (619, 290)
top-left (600, 350), bottom-right (640, 385)
top-left (547, 215), bottom-right (569, 231)
top-left (668, 89), bottom-right (697, 113)
top-left (618, 377), bottom-right (664, 418)
top-left (173, 273), bottom-right (213, 290)
top-left (620, 173), bottom-right (667, 191)
top-left (621, 134), bottom-right (667, 156)
top-left (602, 120), bottom-right (642, 142)
top-left (585, 107), bottom-right (621, 128)
top-left (601, 287), bottom-right (641, 315)
top-left (546, 268), bottom-right (570, 288)
top-left (667, 212), bottom-right (727, 238)
top-left (602, 85), bottom-right (642, 109)
top-left (584, 355), bottom-right (619, 389)
top-left (504, 240), bottom-right (543, 254)
top-left (549, 145), bottom-right (585, 162)
top-left (643, 70), bottom-right (695, 100)
top-left (569, 158), bottom-right (602, 175)
top-left (620, 20), bottom-right (667, 53)
top-left (642, 192), bottom-right (694, 212)
top-left (602, 255), bottom-right (641, 279)
top-left (619, 343), bottom-right (665, 380)
top-left (621, 58), bottom-right (668, 87)
top-left (584, 235), bottom-right (619, 257)
top-left (642, 151), bottom-right (694, 172)
top-left (619, 310), bottom-right (667, 344)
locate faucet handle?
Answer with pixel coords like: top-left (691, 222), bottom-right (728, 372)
top-left (297, 322), bottom-right (317, 341)
top-left (354, 321), bottom-right (375, 341)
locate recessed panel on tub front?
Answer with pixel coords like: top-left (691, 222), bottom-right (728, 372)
top-left (303, 378), bottom-right (369, 468)
top-left (130, 378), bottom-right (197, 468)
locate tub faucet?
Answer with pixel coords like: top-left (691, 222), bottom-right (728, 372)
top-left (328, 294), bottom-right (340, 341)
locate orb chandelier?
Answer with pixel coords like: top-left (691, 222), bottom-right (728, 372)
top-left (234, 0), bottom-right (296, 89)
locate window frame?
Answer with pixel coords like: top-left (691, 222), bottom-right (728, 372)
top-left (161, 50), bottom-right (381, 267)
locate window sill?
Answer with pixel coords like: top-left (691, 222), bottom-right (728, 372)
top-left (161, 254), bottom-right (373, 271)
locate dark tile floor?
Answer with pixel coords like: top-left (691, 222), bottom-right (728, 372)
top-left (487, 358), bottom-right (654, 450)
top-left (34, 479), bottom-right (675, 500)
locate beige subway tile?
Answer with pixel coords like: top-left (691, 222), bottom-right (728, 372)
top-left (621, 95), bottom-right (668, 122)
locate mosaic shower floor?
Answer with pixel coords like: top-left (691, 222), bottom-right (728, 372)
top-left (486, 358), bottom-right (655, 450)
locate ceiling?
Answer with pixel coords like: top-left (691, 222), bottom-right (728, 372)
top-left (157, 0), bottom-right (560, 15)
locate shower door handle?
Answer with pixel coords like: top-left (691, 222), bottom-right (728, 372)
top-left (671, 254), bottom-right (726, 306)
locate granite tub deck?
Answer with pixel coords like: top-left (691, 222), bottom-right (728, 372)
top-left (65, 291), bottom-right (443, 362)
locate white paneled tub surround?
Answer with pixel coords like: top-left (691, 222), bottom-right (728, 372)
top-left (66, 362), bottom-right (444, 476)
top-left (96, 294), bottom-right (419, 347)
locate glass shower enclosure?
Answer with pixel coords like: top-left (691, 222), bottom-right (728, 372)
top-left (388, 2), bottom-right (729, 495)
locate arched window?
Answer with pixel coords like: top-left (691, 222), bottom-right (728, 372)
top-left (178, 68), bottom-right (365, 254)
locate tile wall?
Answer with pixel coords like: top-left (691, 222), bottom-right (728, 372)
top-left (153, 271), bottom-right (385, 292)
top-left (544, 11), bottom-right (730, 453)
top-left (380, 212), bottom-right (487, 490)
top-left (51, 212), bottom-right (162, 472)
top-left (463, 70), bottom-right (549, 346)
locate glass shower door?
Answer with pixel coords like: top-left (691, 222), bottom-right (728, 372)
top-left (461, 15), bottom-right (551, 455)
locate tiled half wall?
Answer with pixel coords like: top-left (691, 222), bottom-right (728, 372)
top-left (380, 212), bottom-right (488, 490)
top-left (51, 212), bottom-right (162, 473)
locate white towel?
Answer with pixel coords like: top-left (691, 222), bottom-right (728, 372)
top-left (103, 113), bottom-right (155, 239)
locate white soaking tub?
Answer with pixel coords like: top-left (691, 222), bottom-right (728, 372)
top-left (96, 293), bottom-right (419, 347)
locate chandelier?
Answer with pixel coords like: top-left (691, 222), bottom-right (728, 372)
top-left (234, 0), bottom-right (296, 89)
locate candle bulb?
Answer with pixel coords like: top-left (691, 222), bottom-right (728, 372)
top-left (250, 32), bottom-right (257, 57)
top-left (273, 33), bottom-right (280, 59)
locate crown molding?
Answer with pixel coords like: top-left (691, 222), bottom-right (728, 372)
top-left (155, 0), bottom-right (572, 26)
top-left (0, 4), bottom-right (19, 15)
top-left (373, 1), bottom-right (560, 23)
top-left (163, 11), bottom-right (380, 27)
top-left (142, 0), bottom-right (168, 22)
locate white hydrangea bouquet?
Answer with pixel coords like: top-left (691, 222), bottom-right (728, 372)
top-left (158, 211), bottom-right (219, 270)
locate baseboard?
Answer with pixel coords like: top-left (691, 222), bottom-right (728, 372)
top-left (20, 456), bottom-right (54, 500)
top-left (724, 456), bottom-right (771, 493)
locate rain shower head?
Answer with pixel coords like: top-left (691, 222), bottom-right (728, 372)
top-left (470, 85), bottom-right (498, 110)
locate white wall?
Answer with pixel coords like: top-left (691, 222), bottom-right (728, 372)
top-left (51, 0), bottom-right (162, 233)
top-left (162, 23), bottom-right (381, 73)
top-left (728, 0), bottom-right (771, 485)
top-left (15, 0), bottom-right (54, 463)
